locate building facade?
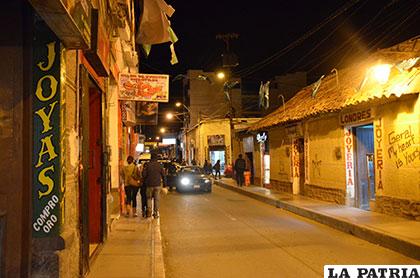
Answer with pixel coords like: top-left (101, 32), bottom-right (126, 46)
top-left (0, 0), bottom-right (140, 276)
top-left (249, 38), bottom-right (420, 220)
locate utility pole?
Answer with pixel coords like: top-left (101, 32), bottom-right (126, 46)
top-left (216, 33), bottom-right (239, 68)
top-left (216, 33), bottom-right (240, 167)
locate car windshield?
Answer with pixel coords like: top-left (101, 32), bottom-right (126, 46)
top-left (181, 166), bottom-right (204, 174)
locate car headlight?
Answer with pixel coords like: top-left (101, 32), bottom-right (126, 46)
top-left (204, 179), bottom-right (210, 183)
top-left (180, 177), bottom-right (190, 185)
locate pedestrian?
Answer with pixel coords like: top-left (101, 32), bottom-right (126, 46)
top-left (191, 158), bottom-right (197, 166)
top-left (139, 162), bottom-right (148, 218)
top-left (142, 152), bottom-right (166, 218)
top-left (122, 155), bottom-right (141, 217)
top-left (213, 160), bottom-right (221, 179)
top-left (203, 159), bottom-right (212, 175)
top-left (234, 154), bottom-right (246, 187)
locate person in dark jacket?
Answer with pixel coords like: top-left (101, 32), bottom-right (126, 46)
top-left (203, 160), bottom-right (212, 175)
top-left (213, 160), bottom-right (221, 179)
top-left (142, 153), bottom-right (166, 218)
top-left (139, 162), bottom-right (148, 218)
top-left (234, 154), bottom-right (246, 187)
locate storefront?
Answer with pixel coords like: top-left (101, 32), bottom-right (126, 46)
top-left (256, 131), bottom-right (270, 187)
top-left (249, 38), bottom-right (420, 220)
top-left (341, 108), bottom-right (375, 209)
top-left (208, 135), bottom-right (226, 174)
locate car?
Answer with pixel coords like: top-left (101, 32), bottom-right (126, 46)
top-left (175, 166), bottom-right (212, 193)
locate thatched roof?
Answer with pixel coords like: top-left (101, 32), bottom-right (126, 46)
top-left (249, 37), bottom-right (420, 131)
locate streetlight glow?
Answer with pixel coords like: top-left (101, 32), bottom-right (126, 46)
top-left (160, 127), bottom-right (166, 133)
top-left (166, 112), bottom-right (174, 120)
top-left (371, 64), bottom-right (392, 84)
top-left (216, 71), bottom-right (225, 80)
top-left (175, 102), bottom-right (182, 107)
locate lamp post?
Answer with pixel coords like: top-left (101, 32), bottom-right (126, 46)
top-left (175, 102), bottom-right (191, 113)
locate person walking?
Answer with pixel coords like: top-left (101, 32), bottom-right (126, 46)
top-left (122, 155), bottom-right (141, 217)
top-left (203, 159), bottom-right (212, 175)
top-left (142, 153), bottom-right (166, 218)
top-left (138, 162), bottom-right (148, 218)
top-left (213, 160), bottom-right (221, 179)
top-left (234, 154), bottom-right (246, 187)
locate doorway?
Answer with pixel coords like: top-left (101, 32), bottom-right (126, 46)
top-left (88, 88), bottom-right (103, 254)
top-left (297, 138), bottom-right (305, 194)
top-left (354, 124), bottom-right (375, 210)
top-left (245, 152), bottom-right (254, 184)
top-left (79, 66), bottom-right (104, 276)
top-left (209, 148), bottom-right (225, 174)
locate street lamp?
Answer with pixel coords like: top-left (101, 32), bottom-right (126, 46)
top-left (216, 71), bottom-right (226, 80)
top-left (175, 102), bottom-right (191, 113)
top-left (160, 127), bottom-right (166, 133)
top-left (166, 112), bottom-right (184, 121)
top-left (166, 112), bottom-right (174, 120)
top-left (371, 64), bottom-right (392, 84)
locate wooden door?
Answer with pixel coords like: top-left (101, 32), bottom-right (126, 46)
top-left (88, 88), bottom-right (102, 243)
top-left (354, 125), bottom-right (374, 210)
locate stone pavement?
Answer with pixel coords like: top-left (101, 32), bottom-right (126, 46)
top-left (215, 178), bottom-right (420, 260)
top-left (87, 215), bottom-right (165, 278)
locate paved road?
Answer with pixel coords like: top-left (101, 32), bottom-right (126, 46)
top-left (160, 186), bottom-right (418, 278)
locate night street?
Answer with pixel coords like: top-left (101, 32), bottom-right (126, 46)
top-left (160, 185), bottom-right (417, 278)
top-left (2, 0), bottom-right (420, 277)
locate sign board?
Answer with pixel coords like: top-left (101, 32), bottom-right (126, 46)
top-left (344, 127), bottom-right (355, 199)
top-left (32, 22), bottom-right (62, 237)
top-left (340, 108), bottom-right (374, 126)
top-left (207, 135), bottom-right (225, 146)
top-left (243, 136), bottom-right (254, 153)
top-left (84, 8), bottom-right (110, 76)
top-left (256, 132), bottom-right (267, 143)
top-left (135, 101), bottom-right (158, 125)
top-left (119, 73), bottom-right (169, 102)
top-left (121, 101), bottom-right (136, 126)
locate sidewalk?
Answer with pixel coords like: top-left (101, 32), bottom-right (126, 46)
top-left (87, 215), bottom-right (165, 278)
top-left (215, 178), bottom-right (420, 260)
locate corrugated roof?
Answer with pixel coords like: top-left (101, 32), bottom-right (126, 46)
top-left (249, 38), bottom-right (420, 131)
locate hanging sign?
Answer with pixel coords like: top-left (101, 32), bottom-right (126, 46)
top-left (135, 101), bottom-right (158, 125)
top-left (118, 73), bottom-right (169, 102)
top-left (32, 22), bottom-right (62, 237)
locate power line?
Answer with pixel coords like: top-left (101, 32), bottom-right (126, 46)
top-left (285, 0), bottom-right (369, 73)
top-left (305, 0), bottom-right (413, 73)
top-left (234, 0), bottom-right (362, 77)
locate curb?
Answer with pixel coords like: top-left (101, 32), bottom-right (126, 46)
top-left (215, 180), bottom-right (420, 260)
top-left (151, 219), bottom-right (166, 278)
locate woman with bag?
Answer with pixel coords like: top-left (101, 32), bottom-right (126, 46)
top-left (123, 155), bottom-right (141, 217)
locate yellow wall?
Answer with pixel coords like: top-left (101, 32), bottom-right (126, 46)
top-left (306, 115), bottom-right (346, 189)
top-left (194, 119), bottom-right (232, 166)
top-left (269, 128), bottom-right (292, 182)
top-left (375, 94), bottom-right (420, 200)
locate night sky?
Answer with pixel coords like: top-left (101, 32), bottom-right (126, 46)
top-left (139, 0), bottom-right (420, 137)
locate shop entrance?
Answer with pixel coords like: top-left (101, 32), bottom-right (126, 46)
top-left (79, 66), bottom-right (104, 275)
top-left (88, 88), bottom-right (103, 252)
top-left (209, 148), bottom-right (225, 174)
top-left (245, 152), bottom-right (254, 184)
top-left (354, 124), bottom-right (375, 210)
